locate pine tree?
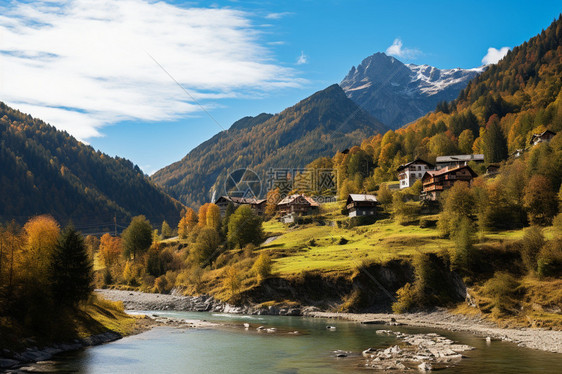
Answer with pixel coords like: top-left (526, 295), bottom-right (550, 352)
top-left (49, 227), bottom-right (93, 307)
top-left (483, 118), bottom-right (508, 163)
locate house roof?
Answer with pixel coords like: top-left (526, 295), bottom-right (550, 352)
top-left (530, 130), bottom-right (556, 144)
top-left (422, 165), bottom-right (478, 179)
top-left (396, 158), bottom-right (434, 172)
top-left (346, 194), bottom-right (378, 204)
top-left (277, 194), bottom-right (319, 207)
top-left (435, 154), bottom-right (484, 163)
top-left (216, 196), bottom-right (265, 205)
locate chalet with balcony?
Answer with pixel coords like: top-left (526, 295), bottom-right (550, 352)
top-left (396, 159), bottom-right (434, 189)
top-left (420, 165), bottom-right (478, 201)
top-left (346, 194), bottom-right (378, 217)
top-left (530, 130), bottom-right (556, 146)
top-left (277, 194), bottom-right (319, 216)
top-left (435, 154), bottom-right (484, 170)
top-left (215, 196), bottom-right (266, 216)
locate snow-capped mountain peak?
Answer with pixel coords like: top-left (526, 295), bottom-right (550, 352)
top-left (340, 52), bottom-right (484, 129)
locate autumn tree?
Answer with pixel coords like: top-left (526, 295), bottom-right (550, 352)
top-left (523, 175), bottom-right (558, 225)
top-left (438, 182), bottom-right (476, 237)
top-left (252, 253), bottom-right (272, 282)
top-left (122, 215), bottom-right (153, 259)
top-left (205, 203), bottom-right (221, 232)
top-left (161, 220), bottom-right (173, 239)
top-left (49, 227), bottom-right (93, 307)
top-left (198, 203), bottom-right (210, 227)
top-left (99, 233), bottom-right (122, 267)
top-left (227, 205), bottom-right (264, 248)
top-left (458, 129), bottom-right (475, 154)
top-left (177, 208), bottom-right (198, 239)
top-left (193, 227), bottom-right (221, 267)
top-left (265, 188), bottom-right (281, 217)
top-left (22, 215), bottom-right (60, 285)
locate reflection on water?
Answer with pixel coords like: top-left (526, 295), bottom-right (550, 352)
top-left (46, 311), bottom-right (561, 373)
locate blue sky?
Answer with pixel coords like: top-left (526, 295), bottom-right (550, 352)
top-left (0, 0), bottom-right (560, 174)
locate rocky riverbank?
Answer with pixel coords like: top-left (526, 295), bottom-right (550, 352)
top-left (96, 289), bottom-right (308, 316)
top-left (97, 289), bottom-right (562, 355)
top-left (309, 310), bottom-right (562, 354)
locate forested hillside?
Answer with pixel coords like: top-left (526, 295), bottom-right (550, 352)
top-left (320, 15), bottom-right (562, 198)
top-left (0, 103), bottom-right (184, 229)
top-left (152, 84), bottom-right (387, 208)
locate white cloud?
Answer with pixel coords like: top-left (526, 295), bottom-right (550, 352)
top-left (296, 51), bottom-right (308, 65)
top-left (385, 38), bottom-right (421, 60)
top-left (481, 46), bottom-right (510, 65)
top-left (0, 0), bottom-right (302, 140)
top-left (265, 12), bottom-right (292, 20)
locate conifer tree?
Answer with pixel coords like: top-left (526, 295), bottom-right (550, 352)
top-left (49, 227), bottom-right (93, 307)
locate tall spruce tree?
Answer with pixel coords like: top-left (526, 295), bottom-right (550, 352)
top-left (49, 227), bottom-right (93, 307)
top-left (483, 119), bottom-right (508, 163)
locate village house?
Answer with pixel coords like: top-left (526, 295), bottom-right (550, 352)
top-left (277, 194), bottom-right (319, 216)
top-left (485, 164), bottom-right (500, 176)
top-left (396, 159), bottom-right (434, 189)
top-left (346, 194), bottom-right (378, 217)
top-left (511, 149), bottom-right (525, 158)
top-left (530, 130), bottom-right (556, 146)
top-left (215, 196), bottom-right (266, 216)
top-left (435, 154), bottom-right (484, 170)
top-left (420, 165), bottom-right (478, 201)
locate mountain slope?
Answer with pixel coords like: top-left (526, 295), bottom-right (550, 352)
top-left (0, 102), bottom-right (184, 230)
top-left (340, 52), bottom-right (483, 129)
top-left (152, 84), bottom-right (387, 207)
top-left (315, 15), bottom-right (562, 199)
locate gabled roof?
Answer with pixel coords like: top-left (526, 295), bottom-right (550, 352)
top-left (216, 196), bottom-right (265, 205)
top-left (346, 194), bottom-right (378, 204)
top-left (277, 194), bottom-right (319, 207)
top-left (422, 165), bottom-right (478, 179)
top-left (530, 130), bottom-right (556, 144)
top-left (396, 158), bottom-right (434, 172)
top-left (435, 154), bottom-right (484, 163)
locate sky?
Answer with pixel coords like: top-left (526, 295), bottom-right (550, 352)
top-left (0, 0), bottom-right (560, 175)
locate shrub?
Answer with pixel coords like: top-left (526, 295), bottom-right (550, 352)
top-left (480, 272), bottom-right (521, 318)
top-left (223, 266), bottom-right (241, 296)
top-left (450, 217), bottom-right (476, 272)
top-left (520, 226), bottom-right (545, 273)
top-left (252, 253), bottom-right (273, 282)
top-left (154, 275), bottom-right (168, 294)
top-left (392, 283), bottom-right (416, 314)
top-left (537, 238), bottom-right (562, 278)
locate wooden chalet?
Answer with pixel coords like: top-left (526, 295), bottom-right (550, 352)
top-left (277, 194), bottom-right (319, 216)
top-left (215, 196), bottom-right (266, 216)
top-left (530, 130), bottom-right (556, 146)
top-left (346, 194), bottom-right (378, 217)
top-left (435, 154), bottom-right (484, 170)
top-left (420, 165), bottom-right (478, 201)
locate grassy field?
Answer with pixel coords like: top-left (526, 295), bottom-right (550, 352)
top-left (261, 217), bottom-right (451, 275)
top-left (260, 200), bottom-right (533, 276)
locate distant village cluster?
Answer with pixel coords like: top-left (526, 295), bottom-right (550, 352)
top-left (211, 130), bottom-right (557, 223)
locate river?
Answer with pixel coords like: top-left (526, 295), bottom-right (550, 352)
top-left (38, 311), bottom-right (561, 373)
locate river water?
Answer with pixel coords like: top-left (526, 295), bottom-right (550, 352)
top-left (45, 311), bottom-right (560, 373)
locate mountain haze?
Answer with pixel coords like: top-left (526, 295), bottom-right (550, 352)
top-left (0, 102), bottom-right (184, 230)
top-left (340, 52), bottom-right (483, 129)
top-left (152, 84), bottom-right (387, 208)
